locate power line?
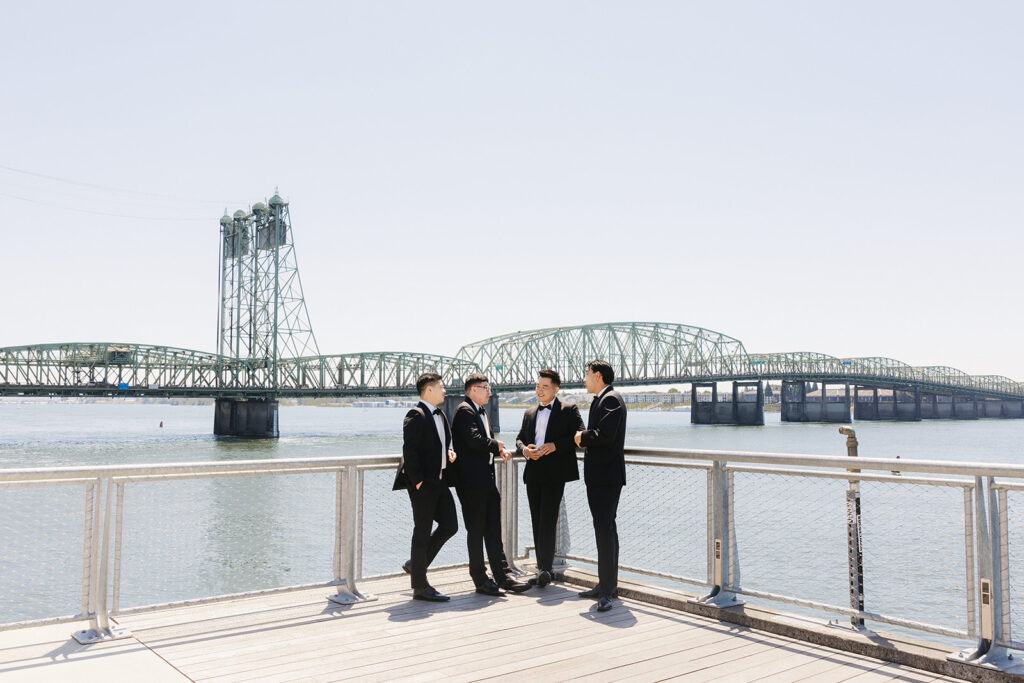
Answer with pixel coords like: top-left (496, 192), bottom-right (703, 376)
top-left (0, 191), bottom-right (214, 222)
top-left (0, 163), bottom-right (247, 206)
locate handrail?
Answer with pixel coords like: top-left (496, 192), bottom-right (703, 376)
top-left (4, 448), bottom-right (1024, 482)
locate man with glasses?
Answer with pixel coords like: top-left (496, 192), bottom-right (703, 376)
top-left (451, 373), bottom-right (531, 595)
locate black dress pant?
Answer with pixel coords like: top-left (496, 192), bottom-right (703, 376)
top-left (526, 480), bottom-right (565, 573)
top-left (407, 480), bottom-right (458, 589)
top-left (457, 485), bottom-right (510, 583)
top-left (586, 484), bottom-right (622, 597)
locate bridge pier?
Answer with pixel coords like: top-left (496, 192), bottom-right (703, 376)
top-left (690, 381), bottom-right (763, 425)
top-left (853, 386), bottom-right (921, 421)
top-left (214, 398), bottom-right (279, 438)
top-left (780, 380), bottom-right (850, 423)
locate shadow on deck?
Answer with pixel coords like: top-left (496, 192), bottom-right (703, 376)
top-left (0, 568), bottom-right (999, 681)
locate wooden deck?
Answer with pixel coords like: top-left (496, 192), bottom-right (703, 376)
top-left (0, 569), bottom-right (977, 681)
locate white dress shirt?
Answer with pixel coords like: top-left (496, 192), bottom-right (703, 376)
top-left (535, 398), bottom-right (555, 445)
top-left (420, 399), bottom-right (447, 477)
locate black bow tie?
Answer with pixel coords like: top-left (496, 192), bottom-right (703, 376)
top-left (432, 409), bottom-right (442, 416)
top-left (477, 408), bottom-right (486, 415)
top-left (538, 404), bottom-right (551, 411)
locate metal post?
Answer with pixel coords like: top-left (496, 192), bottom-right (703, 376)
top-left (497, 457), bottom-right (521, 573)
top-left (73, 478), bottom-right (130, 643)
top-left (694, 460), bottom-right (741, 607)
top-left (948, 477), bottom-right (1015, 671)
top-left (838, 426), bottom-right (866, 629)
top-left (329, 466), bottom-right (376, 604)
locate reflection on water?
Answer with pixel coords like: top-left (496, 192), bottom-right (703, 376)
top-left (2, 402), bottom-right (1024, 643)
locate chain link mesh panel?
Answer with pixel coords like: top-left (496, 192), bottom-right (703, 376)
top-left (730, 472), bottom-right (849, 608)
top-left (117, 473), bottom-right (334, 610)
top-left (1006, 489), bottom-right (1024, 646)
top-left (359, 468), bottom-right (469, 580)
top-left (0, 483), bottom-right (90, 625)
top-left (540, 462), bottom-right (708, 585)
top-left (859, 480), bottom-right (969, 636)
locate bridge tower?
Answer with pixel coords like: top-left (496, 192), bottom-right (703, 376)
top-left (215, 193), bottom-right (319, 437)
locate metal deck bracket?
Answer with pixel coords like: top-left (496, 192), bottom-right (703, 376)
top-left (72, 625), bottom-right (132, 645)
top-left (692, 586), bottom-right (743, 609)
top-left (328, 582), bottom-right (378, 605)
top-left (328, 591), bottom-right (378, 605)
top-left (827, 618), bottom-right (868, 633)
top-left (947, 644), bottom-right (1018, 673)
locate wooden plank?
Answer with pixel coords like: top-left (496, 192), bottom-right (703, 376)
top-left (204, 595), bottom-right (683, 682)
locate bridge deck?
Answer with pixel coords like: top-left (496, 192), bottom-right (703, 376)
top-left (0, 569), bottom-right (962, 682)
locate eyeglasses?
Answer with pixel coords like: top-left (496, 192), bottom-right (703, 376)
top-left (472, 384), bottom-right (491, 391)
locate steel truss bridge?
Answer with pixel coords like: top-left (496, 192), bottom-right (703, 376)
top-left (3, 193), bottom-right (1022, 434)
top-left (2, 322), bottom-right (1022, 401)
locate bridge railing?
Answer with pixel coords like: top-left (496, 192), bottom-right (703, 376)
top-left (0, 449), bottom-right (1021, 665)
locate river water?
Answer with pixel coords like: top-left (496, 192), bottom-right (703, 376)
top-left (2, 401), bottom-right (1022, 645)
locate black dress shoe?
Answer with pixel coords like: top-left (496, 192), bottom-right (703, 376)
top-left (497, 576), bottom-right (531, 593)
top-left (596, 595), bottom-right (613, 612)
top-left (412, 586), bottom-right (450, 602)
top-left (402, 560), bottom-right (412, 575)
top-left (578, 586), bottom-right (602, 599)
top-left (536, 570), bottom-right (552, 588)
top-left (474, 578), bottom-right (504, 596)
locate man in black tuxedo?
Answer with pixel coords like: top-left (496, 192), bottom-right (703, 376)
top-left (515, 369), bottom-right (584, 588)
top-left (393, 372), bottom-right (459, 602)
top-left (574, 359), bottom-right (627, 612)
top-left (451, 373), bottom-right (530, 595)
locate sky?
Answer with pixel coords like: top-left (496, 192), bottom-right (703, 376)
top-left (2, 2), bottom-right (1022, 378)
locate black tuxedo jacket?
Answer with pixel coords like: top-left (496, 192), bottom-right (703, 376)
top-left (515, 398), bottom-right (583, 485)
top-left (450, 396), bottom-right (503, 491)
top-left (579, 386), bottom-right (627, 487)
top-left (393, 403), bottom-right (453, 491)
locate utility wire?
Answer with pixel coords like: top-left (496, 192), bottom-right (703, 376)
top-left (0, 191), bottom-right (215, 222)
top-left (0, 162), bottom-right (247, 205)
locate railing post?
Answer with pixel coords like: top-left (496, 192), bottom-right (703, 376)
top-left (329, 465), bottom-right (377, 605)
top-left (73, 477), bottom-right (130, 644)
top-left (497, 457), bottom-right (521, 573)
top-left (838, 427), bottom-right (866, 630)
top-left (949, 476), bottom-right (1013, 671)
top-left (694, 460), bottom-right (741, 607)
top-left (553, 496), bottom-right (571, 572)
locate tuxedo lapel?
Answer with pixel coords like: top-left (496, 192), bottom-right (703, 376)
top-left (588, 393), bottom-right (602, 429)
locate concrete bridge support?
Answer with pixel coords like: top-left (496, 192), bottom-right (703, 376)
top-left (780, 380), bottom-right (850, 423)
top-left (214, 398), bottom-right (280, 438)
top-left (853, 386), bottom-right (921, 421)
top-left (691, 381), bottom-right (764, 425)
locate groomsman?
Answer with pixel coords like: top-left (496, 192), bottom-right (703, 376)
top-left (393, 372), bottom-right (458, 602)
top-left (451, 373), bottom-right (530, 595)
top-left (574, 360), bottom-right (627, 612)
top-left (515, 369), bottom-right (584, 587)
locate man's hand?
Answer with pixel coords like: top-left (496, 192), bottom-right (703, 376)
top-left (499, 445), bottom-right (512, 463)
top-left (415, 481), bottom-right (422, 490)
top-left (574, 431), bottom-right (584, 447)
top-left (523, 444), bottom-right (541, 460)
top-left (538, 442), bottom-right (556, 456)
top-left (448, 449), bottom-right (457, 462)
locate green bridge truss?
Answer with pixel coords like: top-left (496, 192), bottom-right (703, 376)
top-left (2, 325), bottom-right (1022, 399)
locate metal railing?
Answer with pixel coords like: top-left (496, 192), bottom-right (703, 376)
top-left (0, 445), bottom-right (1021, 670)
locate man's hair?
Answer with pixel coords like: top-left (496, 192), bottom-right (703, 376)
top-left (586, 359), bottom-right (614, 385)
top-left (464, 372), bottom-right (489, 392)
top-left (537, 369), bottom-right (561, 386)
top-left (416, 372), bottom-right (442, 396)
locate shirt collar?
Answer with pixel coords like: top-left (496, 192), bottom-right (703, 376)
top-left (420, 399), bottom-right (436, 413)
